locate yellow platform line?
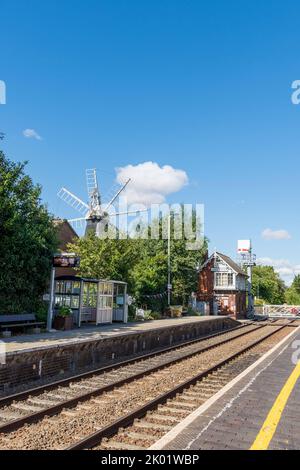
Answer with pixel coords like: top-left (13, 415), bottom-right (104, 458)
top-left (250, 360), bottom-right (300, 450)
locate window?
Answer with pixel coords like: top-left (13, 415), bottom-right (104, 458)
top-left (55, 280), bottom-right (80, 310)
top-left (215, 272), bottom-right (234, 287)
top-left (65, 281), bottom-right (72, 294)
top-left (55, 281), bottom-right (64, 294)
top-left (82, 282), bottom-right (97, 308)
top-left (73, 281), bottom-right (80, 294)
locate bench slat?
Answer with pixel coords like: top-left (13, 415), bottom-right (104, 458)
top-left (0, 322), bottom-right (44, 329)
top-left (0, 314), bottom-right (37, 323)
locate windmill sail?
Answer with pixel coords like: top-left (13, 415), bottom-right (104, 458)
top-left (86, 168), bottom-right (99, 198)
top-left (57, 188), bottom-right (89, 214)
top-left (58, 169), bottom-right (147, 237)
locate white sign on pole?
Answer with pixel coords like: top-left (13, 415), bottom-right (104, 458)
top-left (237, 240), bottom-right (251, 253)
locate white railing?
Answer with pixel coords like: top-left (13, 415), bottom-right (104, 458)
top-left (262, 305), bottom-right (300, 317)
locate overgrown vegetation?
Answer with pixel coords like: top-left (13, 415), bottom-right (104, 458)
top-left (0, 148), bottom-right (58, 313)
top-left (285, 275), bottom-right (300, 305)
top-left (252, 265), bottom-right (286, 305)
top-left (69, 211), bottom-right (208, 312)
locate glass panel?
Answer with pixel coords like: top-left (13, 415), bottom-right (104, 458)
top-left (116, 296), bottom-right (124, 306)
top-left (65, 281), bottom-right (72, 294)
top-left (102, 282), bottom-right (113, 295)
top-left (89, 294), bottom-right (97, 307)
top-left (55, 281), bottom-right (64, 294)
top-left (82, 293), bottom-right (88, 307)
top-left (55, 295), bottom-right (63, 306)
top-left (73, 281), bottom-right (80, 294)
top-left (89, 283), bottom-right (97, 294)
top-left (98, 282), bottom-right (104, 294)
top-left (64, 296), bottom-right (71, 306)
top-left (83, 283), bottom-right (89, 294)
top-left (216, 273), bottom-right (234, 287)
top-left (71, 296), bottom-right (79, 308)
top-left (117, 284), bottom-right (125, 295)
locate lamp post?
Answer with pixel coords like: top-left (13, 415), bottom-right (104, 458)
top-left (167, 214), bottom-right (171, 306)
top-left (167, 212), bottom-right (180, 307)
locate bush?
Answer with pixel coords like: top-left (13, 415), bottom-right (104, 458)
top-left (35, 301), bottom-right (48, 322)
top-left (58, 305), bottom-right (72, 317)
top-left (187, 307), bottom-right (200, 316)
top-left (150, 311), bottom-right (161, 320)
top-left (128, 305), bottom-right (136, 321)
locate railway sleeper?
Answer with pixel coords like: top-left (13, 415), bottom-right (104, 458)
top-left (118, 431), bottom-right (158, 442)
top-left (146, 413), bottom-right (181, 424)
top-left (133, 421), bottom-right (173, 432)
top-left (10, 403), bottom-right (44, 413)
top-left (101, 441), bottom-right (142, 450)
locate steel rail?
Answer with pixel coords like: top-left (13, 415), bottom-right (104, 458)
top-left (0, 322), bottom-right (251, 408)
top-left (0, 324), bottom-right (264, 433)
top-left (66, 323), bottom-right (291, 450)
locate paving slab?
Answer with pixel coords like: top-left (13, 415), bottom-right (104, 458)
top-left (0, 316), bottom-right (226, 354)
top-left (151, 326), bottom-right (300, 450)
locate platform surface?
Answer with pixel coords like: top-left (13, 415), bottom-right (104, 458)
top-left (1, 316), bottom-right (224, 354)
top-left (154, 326), bottom-right (300, 450)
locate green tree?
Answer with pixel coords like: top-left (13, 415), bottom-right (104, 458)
top-left (68, 234), bottom-right (140, 282)
top-left (252, 265), bottom-right (286, 304)
top-left (285, 275), bottom-right (300, 305)
top-left (0, 150), bottom-right (58, 313)
top-left (69, 211), bottom-right (208, 311)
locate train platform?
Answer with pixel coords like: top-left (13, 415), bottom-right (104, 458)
top-left (0, 316), bottom-right (238, 393)
top-left (152, 324), bottom-right (300, 450)
top-left (1, 316), bottom-right (231, 354)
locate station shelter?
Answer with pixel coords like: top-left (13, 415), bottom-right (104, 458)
top-left (54, 275), bottom-right (128, 327)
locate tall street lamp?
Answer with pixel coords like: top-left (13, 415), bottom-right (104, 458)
top-left (167, 212), bottom-right (180, 306)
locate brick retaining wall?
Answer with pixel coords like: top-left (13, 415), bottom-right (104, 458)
top-left (0, 317), bottom-right (239, 393)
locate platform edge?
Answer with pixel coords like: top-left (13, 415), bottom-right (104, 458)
top-left (150, 325), bottom-right (300, 450)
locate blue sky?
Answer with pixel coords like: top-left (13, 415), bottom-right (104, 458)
top-left (1, 0), bottom-right (300, 284)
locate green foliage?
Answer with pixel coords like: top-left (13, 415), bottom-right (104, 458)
top-left (143, 310), bottom-right (154, 320)
top-left (0, 150), bottom-right (58, 313)
top-left (187, 306), bottom-right (200, 316)
top-left (35, 301), bottom-right (48, 322)
top-left (285, 275), bottom-right (300, 305)
top-left (150, 311), bottom-right (161, 320)
top-left (69, 210), bottom-right (208, 312)
top-left (58, 305), bottom-right (72, 317)
top-left (251, 265), bottom-right (286, 304)
top-left (127, 304), bottom-right (136, 321)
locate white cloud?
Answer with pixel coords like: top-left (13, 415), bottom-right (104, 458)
top-left (257, 257), bottom-right (300, 285)
top-left (115, 161), bottom-right (188, 206)
top-left (23, 129), bottom-right (42, 140)
top-left (261, 228), bottom-right (291, 240)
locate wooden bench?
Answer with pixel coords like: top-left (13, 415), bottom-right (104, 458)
top-left (0, 314), bottom-right (45, 333)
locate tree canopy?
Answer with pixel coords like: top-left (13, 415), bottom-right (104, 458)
top-left (69, 213), bottom-right (207, 311)
top-left (252, 265), bottom-right (286, 304)
top-left (285, 275), bottom-right (300, 305)
top-left (0, 149), bottom-right (58, 313)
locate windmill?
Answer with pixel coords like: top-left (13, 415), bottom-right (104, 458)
top-left (57, 169), bottom-right (142, 236)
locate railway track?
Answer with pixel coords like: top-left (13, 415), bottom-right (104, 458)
top-left (0, 322), bottom-right (259, 431)
top-left (0, 321), bottom-right (296, 450)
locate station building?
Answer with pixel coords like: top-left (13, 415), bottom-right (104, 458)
top-left (197, 251), bottom-right (248, 319)
top-left (52, 219), bottom-right (128, 326)
top-left (54, 276), bottom-right (128, 326)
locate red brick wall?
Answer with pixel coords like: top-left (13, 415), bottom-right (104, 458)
top-left (54, 220), bottom-right (79, 277)
top-left (197, 259), bottom-right (214, 301)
